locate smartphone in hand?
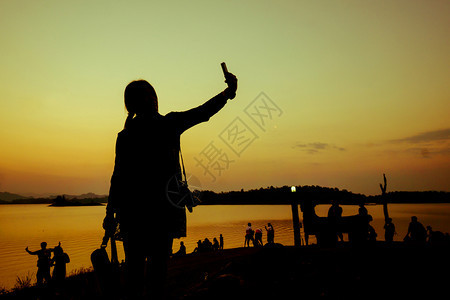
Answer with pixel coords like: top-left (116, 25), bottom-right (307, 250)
top-left (221, 62), bottom-right (236, 100)
top-left (221, 62), bottom-right (228, 77)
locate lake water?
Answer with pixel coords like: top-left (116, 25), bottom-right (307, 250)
top-left (1, 203), bottom-right (450, 290)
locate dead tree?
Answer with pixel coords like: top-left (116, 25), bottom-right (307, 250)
top-left (379, 173), bottom-right (389, 222)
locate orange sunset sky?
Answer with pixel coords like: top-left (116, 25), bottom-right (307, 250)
top-left (0, 0), bottom-right (449, 196)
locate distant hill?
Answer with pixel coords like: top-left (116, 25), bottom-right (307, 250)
top-left (0, 192), bottom-right (29, 202)
top-left (58, 193), bottom-right (107, 200)
top-left (0, 193), bottom-right (108, 205)
top-left (49, 193), bottom-right (108, 200)
top-left (49, 195), bottom-right (104, 207)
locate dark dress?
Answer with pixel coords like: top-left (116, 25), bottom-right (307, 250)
top-left (52, 252), bottom-right (70, 281)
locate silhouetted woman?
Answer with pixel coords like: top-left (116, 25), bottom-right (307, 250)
top-left (103, 72), bottom-right (237, 298)
top-left (212, 237), bottom-right (219, 251)
top-left (245, 223), bottom-right (254, 247)
top-left (265, 223), bottom-right (274, 244)
top-left (51, 243), bottom-right (70, 284)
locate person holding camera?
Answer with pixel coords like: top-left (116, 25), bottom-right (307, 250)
top-left (103, 65), bottom-right (237, 298)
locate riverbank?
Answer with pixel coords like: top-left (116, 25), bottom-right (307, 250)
top-left (1, 242), bottom-right (449, 299)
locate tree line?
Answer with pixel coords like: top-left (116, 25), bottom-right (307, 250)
top-left (1, 186), bottom-right (449, 205)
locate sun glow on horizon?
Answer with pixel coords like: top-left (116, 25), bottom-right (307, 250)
top-left (0, 0), bottom-right (449, 196)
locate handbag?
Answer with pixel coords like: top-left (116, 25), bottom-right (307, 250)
top-left (91, 232), bottom-right (120, 297)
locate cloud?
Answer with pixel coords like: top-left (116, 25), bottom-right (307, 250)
top-left (420, 148), bottom-right (430, 158)
top-left (390, 128), bottom-right (450, 144)
top-left (293, 142), bottom-right (346, 154)
top-left (385, 128), bottom-right (450, 159)
top-left (406, 146), bottom-right (450, 158)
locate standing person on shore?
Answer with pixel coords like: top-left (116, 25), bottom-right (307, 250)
top-left (244, 223), bottom-right (255, 247)
top-left (265, 223), bottom-right (275, 244)
top-left (255, 228), bottom-right (263, 246)
top-left (103, 71), bottom-right (238, 298)
top-left (51, 242), bottom-right (70, 285)
top-left (212, 238), bottom-right (219, 251)
top-left (327, 200), bottom-right (344, 242)
top-left (25, 242), bottom-right (54, 287)
top-left (384, 218), bottom-right (396, 243)
top-left (219, 234), bottom-right (224, 250)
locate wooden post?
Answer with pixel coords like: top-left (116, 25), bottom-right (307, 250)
top-left (291, 202), bottom-right (301, 247)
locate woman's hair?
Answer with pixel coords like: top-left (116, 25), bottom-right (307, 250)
top-left (124, 80), bottom-right (158, 128)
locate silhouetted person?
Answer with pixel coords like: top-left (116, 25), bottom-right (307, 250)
top-left (25, 242), bottom-right (53, 287)
top-left (255, 228), bottom-right (263, 246)
top-left (103, 73), bottom-right (238, 298)
top-left (358, 203), bottom-right (368, 216)
top-left (219, 234), bottom-right (224, 250)
top-left (368, 224), bottom-right (377, 242)
top-left (328, 200), bottom-right (344, 242)
top-left (426, 226), bottom-right (445, 245)
top-left (173, 241), bottom-right (186, 257)
top-left (265, 223), bottom-right (274, 244)
top-left (51, 242), bottom-right (70, 284)
top-left (193, 240), bottom-right (203, 253)
top-left (404, 216), bottom-right (426, 244)
top-left (445, 233), bottom-right (450, 241)
top-left (384, 218), bottom-right (396, 243)
top-left (203, 238), bottom-right (213, 252)
top-left (244, 223), bottom-right (255, 247)
top-left (212, 238), bottom-right (219, 251)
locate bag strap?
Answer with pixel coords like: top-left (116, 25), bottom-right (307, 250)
top-left (100, 226), bottom-right (119, 264)
top-left (179, 147), bottom-right (188, 185)
top-left (179, 145), bottom-right (201, 212)
top-left (101, 230), bottom-right (119, 265)
top-left (110, 235), bottom-right (119, 265)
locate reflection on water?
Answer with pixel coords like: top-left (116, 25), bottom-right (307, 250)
top-left (0, 205), bottom-right (106, 290)
top-left (1, 203), bottom-right (450, 289)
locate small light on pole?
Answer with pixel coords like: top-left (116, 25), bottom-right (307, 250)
top-left (290, 185), bottom-right (301, 246)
